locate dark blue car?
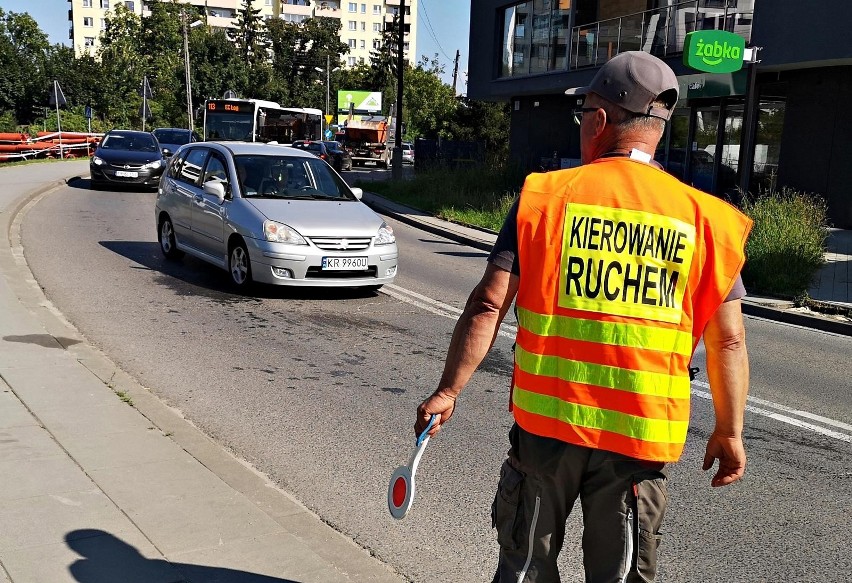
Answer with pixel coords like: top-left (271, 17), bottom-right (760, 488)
top-left (152, 127), bottom-right (200, 157)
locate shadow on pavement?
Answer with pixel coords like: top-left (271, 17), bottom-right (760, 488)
top-left (99, 240), bottom-right (382, 302)
top-left (66, 529), bottom-right (299, 582)
top-left (66, 176), bottom-right (154, 193)
top-left (2, 334), bottom-right (81, 349)
top-left (434, 251), bottom-right (490, 258)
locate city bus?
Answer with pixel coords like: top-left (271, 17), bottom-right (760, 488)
top-left (280, 107), bottom-right (323, 143)
top-left (203, 99), bottom-right (323, 144)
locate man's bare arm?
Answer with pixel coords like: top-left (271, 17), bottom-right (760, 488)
top-left (701, 299), bottom-right (750, 487)
top-left (415, 264), bottom-right (519, 436)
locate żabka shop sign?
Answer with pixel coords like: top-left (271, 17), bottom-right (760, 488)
top-left (683, 30), bottom-right (745, 73)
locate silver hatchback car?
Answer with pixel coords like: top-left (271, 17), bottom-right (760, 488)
top-left (154, 142), bottom-right (398, 289)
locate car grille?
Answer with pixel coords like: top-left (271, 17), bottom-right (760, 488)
top-left (107, 162), bottom-right (146, 170)
top-left (306, 266), bottom-right (378, 279)
top-left (309, 236), bottom-right (372, 251)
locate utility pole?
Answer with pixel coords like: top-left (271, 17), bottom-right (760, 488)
top-left (452, 49), bottom-right (460, 95)
top-left (391, 3), bottom-right (405, 179)
top-left (326, 54), bottom-right (331, 123)
top-left (182, 9), bottom-right (194, 131)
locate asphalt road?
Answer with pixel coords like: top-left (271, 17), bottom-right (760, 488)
top-left (18, 170), bottom-right (852, 582)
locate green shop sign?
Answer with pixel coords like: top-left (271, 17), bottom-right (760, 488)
top-left (683, 30), bottom-right (745, 73)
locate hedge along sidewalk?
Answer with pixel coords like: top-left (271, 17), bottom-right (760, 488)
top-left (360, 191), bottom-right (852, 337)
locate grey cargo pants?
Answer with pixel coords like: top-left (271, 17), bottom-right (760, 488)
top-left (491, 424), bottom-right (668, 583)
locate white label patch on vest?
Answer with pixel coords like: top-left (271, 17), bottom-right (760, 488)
top-left (558, 203), bottom-right (696, 323)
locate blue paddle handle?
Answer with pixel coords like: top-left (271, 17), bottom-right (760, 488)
top-left (416, 414), bottom-right (437, 447)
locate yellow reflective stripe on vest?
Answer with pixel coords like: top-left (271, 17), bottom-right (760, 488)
top-left (516, 307), bottom-right (693, 356)
top-left (512, 386), bottom-right (689, 443)
top-left (514, 345), bottom-right (691, 399)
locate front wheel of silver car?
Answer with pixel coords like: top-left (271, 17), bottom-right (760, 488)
top-left (159, 216), bottom-right (184, 260)
top-left (229, 241), bottom-right (253, 289)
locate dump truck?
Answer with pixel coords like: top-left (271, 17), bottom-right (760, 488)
top-left (338, 117), bottom-right (391, 168)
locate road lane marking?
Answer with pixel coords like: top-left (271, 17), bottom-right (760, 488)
top-left (384, 284), bottom-right (517, 339)
top-left (384, 286), bottom-right (852, 443)
top-left (692, 384), bottom-right (852, 444)
top-left (692, 379), bottom-right (852, 433)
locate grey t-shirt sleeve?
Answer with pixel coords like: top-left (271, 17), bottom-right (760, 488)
top-left (487, 198), bottom-right (520, 275)
top-left (486, 197), bottom-right (745, 299)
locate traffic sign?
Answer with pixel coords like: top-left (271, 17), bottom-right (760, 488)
top-left (325, 114), bottom-right (334, 125)
top-left (324, 129), bottom-right (333, 140)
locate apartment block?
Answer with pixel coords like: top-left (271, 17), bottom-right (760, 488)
top-left (68, 0), bottom-right (417, 70)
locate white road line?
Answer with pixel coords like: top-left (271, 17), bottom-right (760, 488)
top-left (385, 284), bottom-right (517, 339)
top-left (693, 379), bottom-right (852, 433)
top-left (692, 388), bottom-right (852, 444)
top-left (383, 286), bottom-right (852, 443)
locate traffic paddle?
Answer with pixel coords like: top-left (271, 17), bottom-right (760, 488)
top-left (388, 414), bottom-right (437, 520)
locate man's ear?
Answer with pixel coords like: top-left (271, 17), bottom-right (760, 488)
top-left (591, 108), bottom-right (607, 137)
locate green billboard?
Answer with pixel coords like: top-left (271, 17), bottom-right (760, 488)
top-left (683, 30), bottom-right (746, 74)
top-left (337, 90), bottom-right (383, 114)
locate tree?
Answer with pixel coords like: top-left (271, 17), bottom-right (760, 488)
top-left (368, 14), bottom-right (401, 92)
top-left (448, 98), bottom-right (511, 162)
top-left (232, 0), bottom-right (268, 71)
top-left (97, 4), bottom-right (144, 128)
top-left (44, 46), bottom-right (103, 124)
top-left (190, 27), bottom-right (247, 105)
top-left (403, 56), bottom-right (457, 140)
top-left (266, 17), bottom-right (348, 108)
top-left (0, 9), bottom-right (50, 125)
top-left (140, 0), bottom-right (186, 126)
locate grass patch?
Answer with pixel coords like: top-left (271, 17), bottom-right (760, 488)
top-left (741, 187), bottom-right (829, 297)
top-left (0, 157), bottom-right (86, 168)
top-left (356, 165), bottom-right (525, 232)
top-left (115, 390), bottom-right (134, 406)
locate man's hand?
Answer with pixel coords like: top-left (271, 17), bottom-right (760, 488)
top-left (702, 431), bottom-right (746, 487)
top-left (415, 392), bottom-right (456, 438)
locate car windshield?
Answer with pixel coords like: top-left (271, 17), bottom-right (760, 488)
top-left (234, 155), bottom-right (355, 201)
top-left (153, 130), bottom-right (192, 145)
top-left (101, 134), bottom-right (158, 152)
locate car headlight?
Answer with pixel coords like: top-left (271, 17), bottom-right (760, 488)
top-left (375, 222), bottom-right (395, 245)
top-left (263, 220), bottom-right (307, 245)
top-left (142, 159), bottom-right (162, 170)
top-left (92, 156), bottom-right (104, 166)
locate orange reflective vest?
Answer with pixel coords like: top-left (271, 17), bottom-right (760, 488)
top-left (512, 157), bottom-right (752, 462)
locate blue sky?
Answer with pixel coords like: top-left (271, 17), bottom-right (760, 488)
top-left (0, 0), bottom-right (471, 93)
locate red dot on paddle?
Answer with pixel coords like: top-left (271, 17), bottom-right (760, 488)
top-left (392, 476), bottom-right (407, 508)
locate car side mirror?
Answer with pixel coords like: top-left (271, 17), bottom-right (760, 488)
top-left (350, 187), bottom-right (363, 200)
top-left (203, 179), bottom-right (227, 204)
top-left (162, 148), bottom-right (172, 157)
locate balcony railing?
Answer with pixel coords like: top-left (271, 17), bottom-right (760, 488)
top-left (571, 0), bottom-right (753, 69)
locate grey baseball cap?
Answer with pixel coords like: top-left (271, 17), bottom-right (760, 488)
top-left (565, 51), bottom-right (679, 120)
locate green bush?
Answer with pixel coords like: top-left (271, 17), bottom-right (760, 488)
top-left (741, 187), bottom-right (829, 297)
top-left (0, 110), bottom-right (17, 133)
top-left (358, 165), bottom-right (525, 232)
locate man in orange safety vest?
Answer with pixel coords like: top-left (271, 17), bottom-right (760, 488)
top-left (415, 51), bottom-right (752, 582)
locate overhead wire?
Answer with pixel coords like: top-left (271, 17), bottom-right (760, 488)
top-left (417, 0), bottom-right (454, 62)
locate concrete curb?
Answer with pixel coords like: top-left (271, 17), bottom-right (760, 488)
top-left (740, 302), bottom-right (852, 336)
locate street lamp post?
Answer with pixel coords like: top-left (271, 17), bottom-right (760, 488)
top-left (315, 55), bottom-right (340, 138)
top-left (182, 11), bottom-right (203, 131)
